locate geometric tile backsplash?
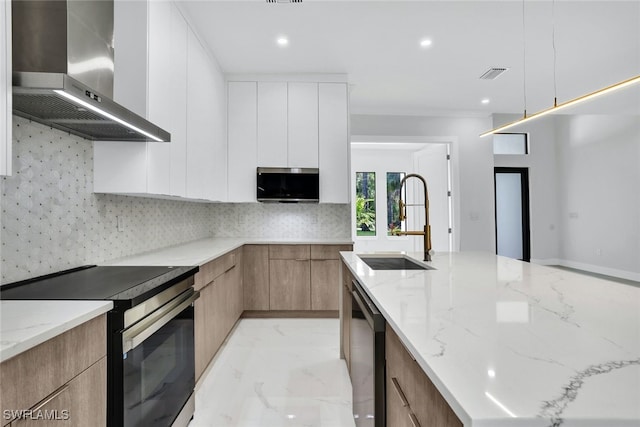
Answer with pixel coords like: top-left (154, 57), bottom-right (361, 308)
top-left (1, 117), bottom-right (350, 283)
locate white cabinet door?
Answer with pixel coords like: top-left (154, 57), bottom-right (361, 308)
top-left (169, 4), bottom-right (188, 198)
top-left (228, 82), bottom-right (257, 202)
top-left (1, 0), bottom-right (11, 176)
top-left (186, 28), bottom-right (215, 200)
top-left (146, 0), bottom-right (173, 195)
top-left (288, 82), bottom-right (318, 168)
top-left (257, 82), bottom-right (287, 167)
top-left (319, 83), bottom-right (349, 203)
top-left (207, 50), bottom-right (228, 201)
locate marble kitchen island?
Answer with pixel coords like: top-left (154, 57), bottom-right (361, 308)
top-left (340, 251), bottom-right (640, 427)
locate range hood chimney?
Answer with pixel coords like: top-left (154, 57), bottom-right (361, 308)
top-left (11, 0), bottom-right (170, 142)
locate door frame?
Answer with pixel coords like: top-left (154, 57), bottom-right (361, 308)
top-left (494, 167), bottom-right (531, 262)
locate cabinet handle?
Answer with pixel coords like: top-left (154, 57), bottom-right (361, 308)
top-left (31, 384), bottom-right (70, 412)
top-left (391, 377), bottom-right (409, 407)
top-left (408, 411), bottom-right (422, 427)
top-left (295, 259), bottom-right (308, 262)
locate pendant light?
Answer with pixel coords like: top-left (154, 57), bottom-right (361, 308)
top-left (480, 0), bottom-right (640, 138)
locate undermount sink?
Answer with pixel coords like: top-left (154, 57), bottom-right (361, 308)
top-left (358, 256), bottom-right (434, 270)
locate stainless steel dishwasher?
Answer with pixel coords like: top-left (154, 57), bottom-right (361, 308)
top-left (350, 280), bottom-right (386, 427)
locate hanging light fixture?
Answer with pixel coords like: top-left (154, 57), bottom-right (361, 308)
top-left (480, 0), bottom-right (640, 138)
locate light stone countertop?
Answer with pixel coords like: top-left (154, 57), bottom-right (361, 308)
top-left (0, 237), bottom-right (351, 363)
top-left (341, 251), bottom-right (640, 427)
top-left (0, 300), bottom-right (113, 362)
top-left (103, 237), bottom-right (353, 267)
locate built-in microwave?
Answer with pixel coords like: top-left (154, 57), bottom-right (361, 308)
top-left (257, 167), bottom-right (320, 202)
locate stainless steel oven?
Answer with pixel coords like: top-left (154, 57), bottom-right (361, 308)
top-left (119, 279), bottom-right (199, 427)
top-left (350, 280), bottom-right (386, 427)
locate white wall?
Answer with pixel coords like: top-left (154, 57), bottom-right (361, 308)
top-left (351, 115), bottom-right (494, 252)
top-left (493, 114), bottom-right (561, 262)
top-left (556, 114), bottom-right (640, 280)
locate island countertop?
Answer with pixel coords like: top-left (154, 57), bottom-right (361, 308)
top-left (340, 251), bottom-right (640, 427)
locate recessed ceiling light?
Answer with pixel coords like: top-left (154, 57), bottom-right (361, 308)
top-left (481, 98), bottom-right (490, 104)
top-left (420, 39), bottom-right (432, 47)
top-left (277, 37), bottom-right (289, 46)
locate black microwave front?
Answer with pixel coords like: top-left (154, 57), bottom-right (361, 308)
top-left (257, 167), bottom-right (320, 202)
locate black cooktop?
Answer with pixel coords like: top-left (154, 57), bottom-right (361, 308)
top-left (0, 265), bottom-right (199, 305)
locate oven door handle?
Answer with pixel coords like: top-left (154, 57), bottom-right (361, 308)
top-left (122, 288), bottom-right (200, 353)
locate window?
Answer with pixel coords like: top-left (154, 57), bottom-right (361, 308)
top-left (493, 133), bottom-right (528, 155)
top-left (386, 172), bottom-right (405, 236)
top-left (355, 172), bottom-right (376, 236)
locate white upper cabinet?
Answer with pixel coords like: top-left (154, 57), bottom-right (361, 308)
top-left (288, 82), bottom-right (319, 168)
top-left (168, 5), bottom-right (188, 198)
top-left (97, 0), bottom-right (226, 202)
top-left (227, 77), bottom-right (349, 203)
top-left (257, 82), bottom-right (288, 167)
top-left (186, 28), bottom-right (227, 201)
top-left (146, 0), bottom-right (173, 196)
top-left (1, 0), bottom-right (12, 176)
top-left (254, 81), bottom-right (320, 169)
top-left (319, 83), bottom-right (349, 203)
top-left (227, 82), bottom-right (258, 203)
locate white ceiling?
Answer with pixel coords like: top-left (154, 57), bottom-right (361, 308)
top-left (180, 0), bottom-right (640, 116)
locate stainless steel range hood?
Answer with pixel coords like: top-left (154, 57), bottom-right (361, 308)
top-left (11, 0), bottom-right (170, 142)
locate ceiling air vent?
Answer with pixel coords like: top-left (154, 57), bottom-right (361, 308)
top-left (479, 67), bottom-right (509, 80)
top-left (267, 0), bottom-right (302, 3)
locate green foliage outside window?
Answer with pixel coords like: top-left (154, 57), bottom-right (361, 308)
top-left (387, 172), bottom-right (405, 236)
top-left (356, 172), bottom-right (376, 236)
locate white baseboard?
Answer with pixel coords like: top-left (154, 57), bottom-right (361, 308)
top-left (530, 258), bottom-right (560, 266)
top-left (551, 259), bottom-right (640, 282)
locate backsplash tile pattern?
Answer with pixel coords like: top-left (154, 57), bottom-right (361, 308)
top-left (1, 118), bottom-right (211, 283)
top-left (208, 203), bottom-right (350, 239)
top-left (1, 118), bottom-right (351, 284)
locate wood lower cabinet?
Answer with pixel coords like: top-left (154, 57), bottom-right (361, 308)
top-left (195, 249), bottom-right (243, 381)
top-left (12, 357), bottom-right (107, 427)
top-left (386, 324), bottom-right (462, 427)
top-left (243, 245), bottom-right (269, 310)
top-left (0, 315), bottom-right (107, 427)
top-left (241, 244), bottom-right (352, 313)
top-left (310, 245), bottom-right (352, 311)
top-left (269, 259), bottom-right (311, 310)
top-left (268, 245), bottom-right (310, 311)
top-left (310, 259), bottom-right (340, 310)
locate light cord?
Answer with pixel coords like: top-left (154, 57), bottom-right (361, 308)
top-left (552, 0), bottom-right (557, 106)
top-left (522, 0), bottom-right (528, 117)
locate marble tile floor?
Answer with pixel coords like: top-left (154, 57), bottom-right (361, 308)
top-left (189, 318), bottom-right (356, 427)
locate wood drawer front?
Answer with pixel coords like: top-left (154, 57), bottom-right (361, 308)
top-left (386, 324), bottom-right (462, 427)
top-left (412, 361), bottom-right (463, 427)
top-left (0, 315), bottom-right (106, 424)
top-left (310, 244), bottom-right (352, 260)
top-left (386, 324), bottom-right (417, 408)
top-left (386, 375), bottom-right (415, 427)
top-left (195, 250), bottom-right (238, 290)
top-left (12, 357), bottom-right (107, 427)
top-left (269, 244), bottom-right (310, 260)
